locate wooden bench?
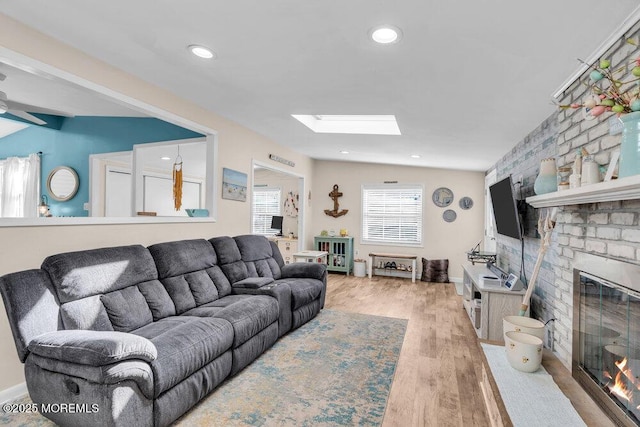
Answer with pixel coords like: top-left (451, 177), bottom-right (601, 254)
top-left (368, 252), bottom-right (417, 283)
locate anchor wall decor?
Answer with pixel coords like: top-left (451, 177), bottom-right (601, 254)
top-left (324, 184), bottom-right (348, 218)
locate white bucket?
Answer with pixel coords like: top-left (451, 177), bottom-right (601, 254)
top-left (505, 331), bottom-right (543, 373)
top-left (503, 315), bottom-right (545, 341)
top-left (354, 261), bottom-right (366, 277)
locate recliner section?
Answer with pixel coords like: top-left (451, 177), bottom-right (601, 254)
top-left (0, 235), bottom-right (327, 427)
top-left (212, 234), bottom-right (327, 333)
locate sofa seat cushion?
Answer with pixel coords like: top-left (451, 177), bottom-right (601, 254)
top-left (182, 294), bottom-right (253, 312)
top-left (183, 295), bottom-right (278, 348)
top-left (276, 278), bottom-right (323, 310)
top-left (131, 316), bottom-right (233, 398)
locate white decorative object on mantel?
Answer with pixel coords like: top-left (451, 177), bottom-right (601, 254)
top-left (526, 174), bottom-right (640, 208)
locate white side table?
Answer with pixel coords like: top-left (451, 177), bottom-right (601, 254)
top-left (292, 250), bottom-right (328, 264)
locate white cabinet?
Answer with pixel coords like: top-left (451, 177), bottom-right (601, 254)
top-left (276, 238), bottom-right (297, 264)
top-left (462, 264), bottom-right (526, 342)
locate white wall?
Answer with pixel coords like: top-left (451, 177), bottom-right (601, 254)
top-left (0, 14), bottom-right (313, 392)
top-left (311, 160), bottom-right (486, 279)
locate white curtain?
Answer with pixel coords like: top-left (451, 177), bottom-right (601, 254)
top-left (0, 153), bottom-right (40, 218)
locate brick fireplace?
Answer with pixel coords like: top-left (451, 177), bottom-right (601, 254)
top-left (572, 251), bottom-right (640, 426)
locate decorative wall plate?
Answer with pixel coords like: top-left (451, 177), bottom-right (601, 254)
top-left (459, 196), bottom-right (474, 210)
top-left (443, 209), bottom-right (457, 222)
top-left (432, 187), bottom-right (454, 207)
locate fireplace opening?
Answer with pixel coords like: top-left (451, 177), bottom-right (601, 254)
top-left (573, 252), bottom-right (640, 427)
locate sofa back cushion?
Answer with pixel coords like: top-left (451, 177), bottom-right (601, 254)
top-left (0, 269), bottom-right (62, 363)
top-left (42, 245), bottom-right (158, 303)
top-left (234, 235), bottom-right (282, 279)
top-left (101, 286), bottom-right (154, 332)
top-left (148, 239), bottom-right (231, 313)
top-left (209, 236), bottom-right (248, 285)
top-left (42, 245), bottom-right (159, 331)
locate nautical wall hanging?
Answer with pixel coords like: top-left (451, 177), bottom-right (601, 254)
top-left (284, 191), bottom-right (299, 217)
top-left (173, 148), bottom-right (183, 211)
top-left (324, 184), bottom-right (348, 218)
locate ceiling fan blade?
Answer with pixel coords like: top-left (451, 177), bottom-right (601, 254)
top-left (6, 100), bottom-right (74, 117)
top-left (6, 110), bottom-right (47, 125)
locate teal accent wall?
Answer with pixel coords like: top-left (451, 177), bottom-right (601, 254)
top-left (0, 116), bottom-right (203, 216)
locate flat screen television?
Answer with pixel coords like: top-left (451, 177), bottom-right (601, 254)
top-left (270, 215), bottom-right (284, 236)
top-left (489, 176), bottom-right (522, 240)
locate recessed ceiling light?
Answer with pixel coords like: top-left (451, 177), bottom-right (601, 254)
top-left (411, 154), bottom-right (421, 159)
top-left (291, 114), bottom-right (401, 135)
top-left (370, 25), bottom-right (403, 44)
top-left (188, 44), bottom-right (215, 59)
top-left (161, 156), bottom-right (171, 161)
top-left (340, 150), bottom-right (350, 154)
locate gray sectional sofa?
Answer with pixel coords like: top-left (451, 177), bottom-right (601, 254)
top-left (0, 234), bottom-right (327, 427)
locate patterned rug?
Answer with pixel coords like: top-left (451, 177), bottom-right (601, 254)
top-left (1, 310), bottom-right (407, 426)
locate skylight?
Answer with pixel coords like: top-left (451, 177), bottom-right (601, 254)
top-left (291, 115), bottom-right (401, 135)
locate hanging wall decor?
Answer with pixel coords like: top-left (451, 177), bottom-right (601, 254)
top-left (443, 209), bottom-right (457, 222)
top-left (432, 187), bottom-right (454, 207)
top-left (222, 168), bottom-right (247, 202)
top-left (324, 184), bottom-right (348, 217)
top-left (284, 191), bottom-right (299, 217)
top-left (173, 149), bottom-right (183, 211)
top-left (459, 196), bottom-right (474, 210)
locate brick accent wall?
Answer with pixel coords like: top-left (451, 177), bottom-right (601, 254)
top-left (491, 115), bottom-right (560, 355)
top-left (493, 21), bottom-right (640, 369)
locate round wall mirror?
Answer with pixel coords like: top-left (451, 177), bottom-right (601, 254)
top-left (47, 166), bottom-right (79, 201)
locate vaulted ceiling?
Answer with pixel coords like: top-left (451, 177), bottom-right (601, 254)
top-left (1, 1), bottom-right (639, 171)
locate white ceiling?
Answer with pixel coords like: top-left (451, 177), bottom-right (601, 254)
top-left (1, 1), bottom-right (639, 171)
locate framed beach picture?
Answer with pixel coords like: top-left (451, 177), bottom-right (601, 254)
top-left (222, 168), bottom-right (247, 201)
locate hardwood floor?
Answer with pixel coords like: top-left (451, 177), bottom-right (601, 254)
top-left (324, 273), bottom-right (490, 427)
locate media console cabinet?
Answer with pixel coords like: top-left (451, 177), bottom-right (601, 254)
top-left (462, 263), bottom-right (526, 342)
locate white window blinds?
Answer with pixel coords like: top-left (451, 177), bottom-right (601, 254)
top-left (361, 184), bottom-right (423, 245)
top-left (252, 187), bottom-right (281, 235)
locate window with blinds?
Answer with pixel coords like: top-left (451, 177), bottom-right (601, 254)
top-left (361, 184), bottom-right (423, 245)
top-left (252, 187), bottom-right (281, 235)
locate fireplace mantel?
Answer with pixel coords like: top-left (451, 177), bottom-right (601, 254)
top-left (526, 175), bottom-right (640, 208)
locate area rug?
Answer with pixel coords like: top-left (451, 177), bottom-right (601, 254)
top-left (1, 310), bottom-right (407, 427)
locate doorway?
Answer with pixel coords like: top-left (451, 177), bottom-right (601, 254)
top-left (252, 160), bottom-right (304, 250)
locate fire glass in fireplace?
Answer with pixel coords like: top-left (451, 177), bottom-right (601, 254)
top-left (573, 252), bottom-right (640, 427)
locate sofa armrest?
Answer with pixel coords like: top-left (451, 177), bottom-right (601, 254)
top-left (27, 353), bottom-right (155, 400)
top-left (28, 330), bottom-right (157, 366)
top-left (280, 263), bottom-right (327, 281)
top-left (232, 277), bottom-right (274, 289)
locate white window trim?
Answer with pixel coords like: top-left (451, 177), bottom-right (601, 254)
top-left (361, 183), bottom-right (424, 247)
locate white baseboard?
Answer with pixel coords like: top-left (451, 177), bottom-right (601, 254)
top-left (450, 276), bottom-right (462, 284)
top-left (0, 382), bottom-right (27, 404)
